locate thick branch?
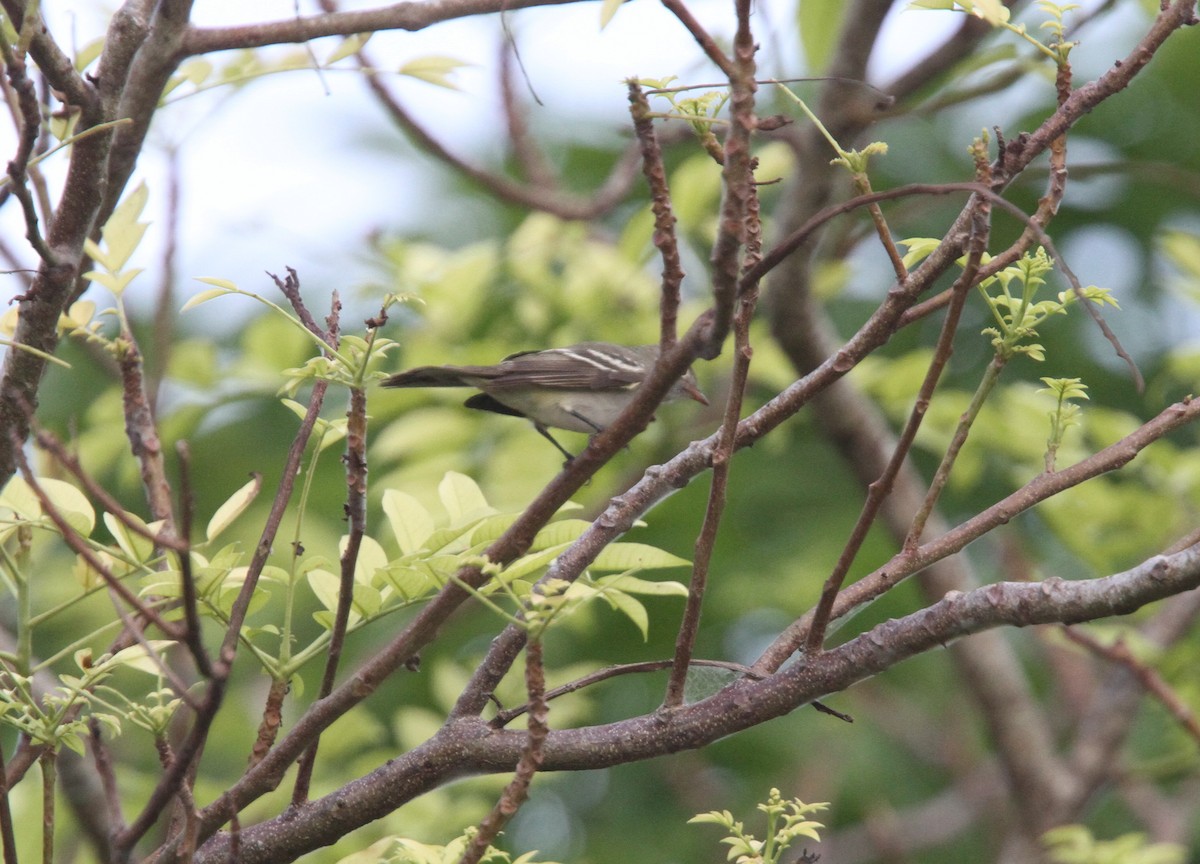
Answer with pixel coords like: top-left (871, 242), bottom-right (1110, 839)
top-left (193, 544), bottom-right (1200, 863)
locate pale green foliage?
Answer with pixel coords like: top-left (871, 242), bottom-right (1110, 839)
top-left (1042, 825), bottom-right (1186, 864)
top-left (0, 460), bottom-right (686, 751)
top-left (84, 182), bottom-right (149, 298)
top-left (395, 56), bottom-right (471, 90)
top-left (1038, 377), bottom-right (1088, 471)
top-left (907, 0), bottom-right (1078, 63)
top-left (0, 642), bottom-right (176, 755)
top-left (1037, 0), bottom-right (1080, 58)
top-left (157, 38), bottom-right (469, 104)
top-left (205, 475), bottom-right (262, 542)
top-left (978, 247), bottom-right (1060, 361)
top-left (907, 0), bottom-right (1011, 26)
top-left (642, 76), bottom-right (730, 160)
top-left (852, 349), bottom-right (1200, 570)
top-left (0, 475), bottom-right (95, 542)
top-left (851, 235), bottom-right (1200, 573)
top-left (642, 78), bottom-right (730, 129)
top-left (183, 279), bottom-right (407, 394)
top-left (898, 242), bottom-right (1118, 363)
top-left (336, 830), bottom-right (560, 864)
top-left (689, 788), bottom-right (827, 864)
top-left (377, 474), bottom-right (688, 640)
top-left (598, 0), bottom-right (623, 28)
top-left (773, 81), bottom-right (888, 173)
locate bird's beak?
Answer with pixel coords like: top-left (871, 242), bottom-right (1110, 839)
top-left (683, 379), bottom-right (709, 406)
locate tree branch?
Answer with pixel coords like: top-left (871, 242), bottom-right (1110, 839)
top-left (191, 543), bottom-right (1200, 863)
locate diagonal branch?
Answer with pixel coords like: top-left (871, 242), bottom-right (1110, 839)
top-left (758, 395), bottom-right (1200, 670)
top-left (191, 543), bottom-right (1200, 864)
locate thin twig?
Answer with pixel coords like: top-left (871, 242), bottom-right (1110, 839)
top-left (758, 395), bottom-right (1200, 671)
top-left (39, 750), bottom-right (55, 864)
top-left (173, 441), bottom-right (211, 678)
top-left (492, 658), bottom-right (763, 726)
top-left (500, 41), bottom-right (553, 184)
top-left (9, 438), bottom-right (182, 640)
top-left (805, 194), bottom-right (991, 655)
top-left (312, 0), bottom-right (638, 221)
top-left (703, 0), bottom-right (756, 355)
top-left (627, 80), bottom-right (684, 349)
top-left (1061, 626), bottom-right (1200, 745)
top-left (0, 740), bottom-right (19, 864)
top-left (112, 677), bottom-right (228, 859)
top-left (0, 43), bottom-right (58, 268)
top-left (460, 636), bottom-right (548, 864)
top-left (29, 425), bottom-right (188, 552)
top-left (658, 0), bottom-right (734, 76)
top-left (293, 380), bottom-right (365, 806)
top-left (88, 719), bottom-right (127, 839)
top-left (665, 166), bottom-right (760, 705)
top-left (118, 335), bottom-right (177, 530)
top-left (278, 276), bottom-right (346, 803)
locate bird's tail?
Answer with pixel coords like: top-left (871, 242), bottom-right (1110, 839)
top-left (382, 366), bottom-right (483, 388)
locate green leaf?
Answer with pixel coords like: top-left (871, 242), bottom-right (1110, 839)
top-left (397, 55), bottom-right (470, 89)
top-left (380, 564), bottom-right (434, 601)
top-left (968, 0), bottom-right (1010, 24)
top-left (595, 573), bottom-right (688, 597)
top-left (180, 57), bottom-right (213, 85)
top-left (599, 0), bottom-right (624, 28)
top-left (0, 476), bottom-right (95, 537)
top-left (96, 640), bottom-right (176, 675)
top-left (592, 542), bottom-right (690, 571)
top-left (466, 511), bottom-right (521, 546)
top-left (206, 475), bottom-right (262, 542)
top-left (496, 545), bottom-right (571, 584)
top-left (74, 37), bottom-right (105, 72)
top-left (344, 533), bottom-right (388, 585)
top-left (529, 519), bottom-right (592, 550)
top-left (1161, 230), bottom-right (1200, 282)
top-left (59, 299), bottom-right (97, 332)
top-left (438, 472), bottom-right (493, 524)
top-left (103, 512), bottom-right (158, 565)
top-left (898, 237), bottom-right (943, 269)
top-left (193, 277), bottom-right (239, 291)
top-left (601, 589), bottom-right (649, 639)
top-left (90, 182), bottom-right (150, 277)
top-left (422, 521), bottom-right (486, 554)
top-left (689, 811), bottom-right (735, 826)
top-left (59, 732), bottom-right (88, 756)
top-left (307, 568), bottom-right (340, 612)
top-left (326, 33), bottom-right (372, 65)
top-left (181, 285), bottom-right (237, 312)
top-left (382, 489), bottom-right (435, 555)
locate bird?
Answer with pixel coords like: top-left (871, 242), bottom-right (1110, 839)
top-left (382, 342), bottom-right (708, 461)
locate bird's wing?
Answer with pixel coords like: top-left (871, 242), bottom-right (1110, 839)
top-left (488, 344), bottom-right (647, 391)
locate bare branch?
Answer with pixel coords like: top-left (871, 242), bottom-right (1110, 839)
top-left (191, 544), bottom-right (1200, 864)
top-left (761, 396), bottom-right (1200, 669)
top-left (184, 0), bottom-right (596, 55)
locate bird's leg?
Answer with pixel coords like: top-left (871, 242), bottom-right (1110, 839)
top-left (565, 409), bottom-right (604, 434)
top-left (567, 409), bottom-right (635, 455)
top-left (533, 422), bottom-right (577, 465)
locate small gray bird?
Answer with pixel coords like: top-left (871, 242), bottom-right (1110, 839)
top-left (382, 342), bottom-right (708, 460)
